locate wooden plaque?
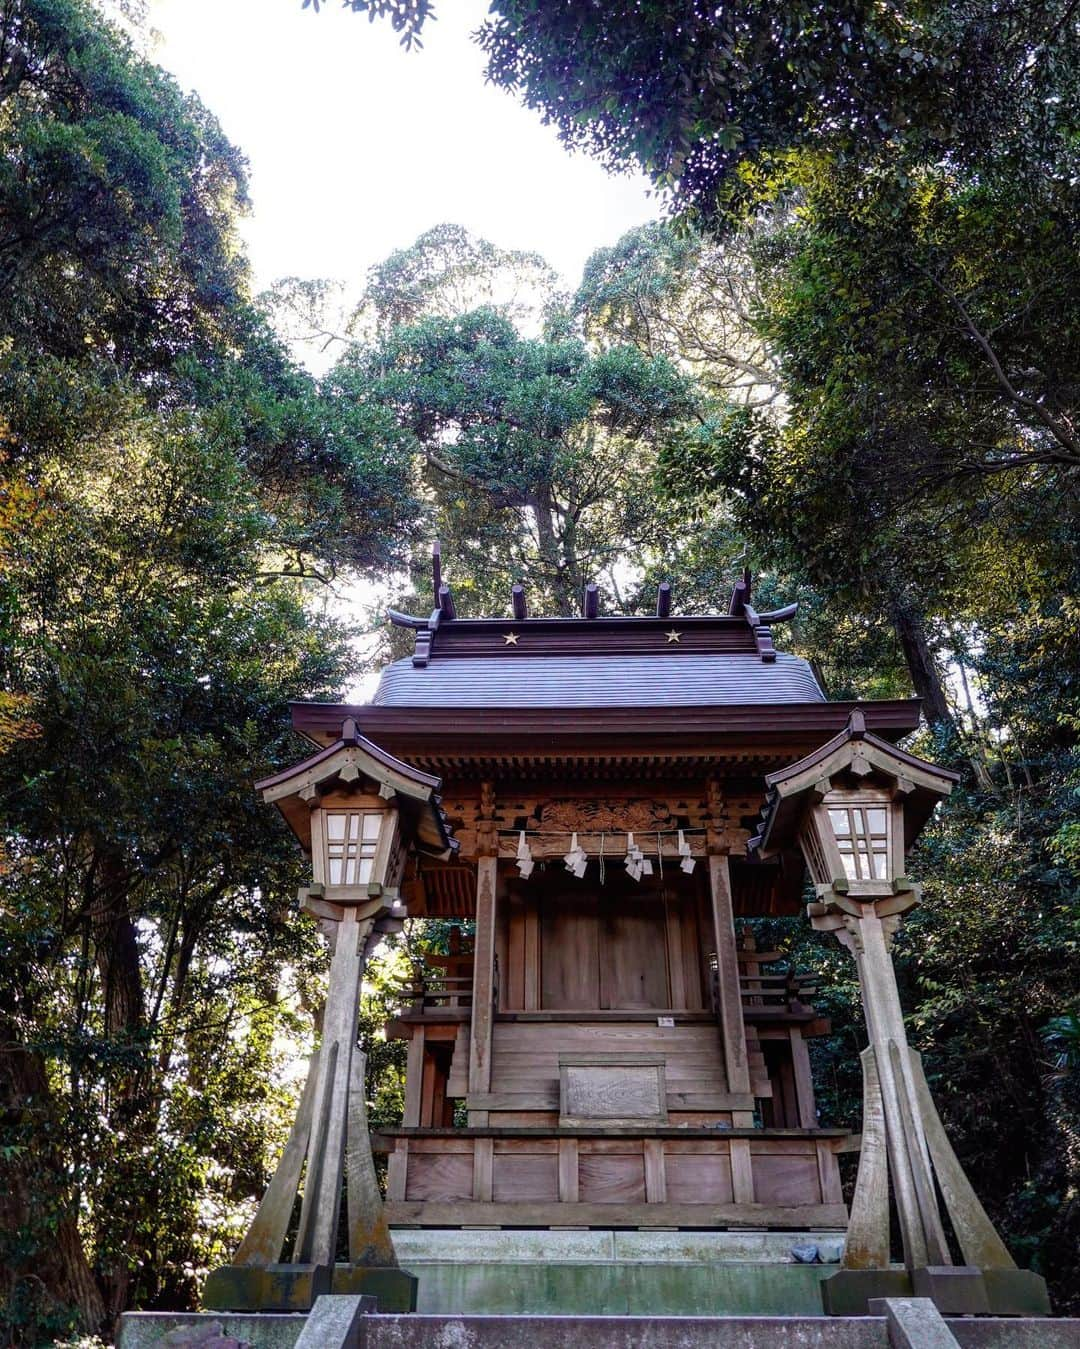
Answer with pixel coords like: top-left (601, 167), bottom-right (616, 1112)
top-left (558, 1053), bottom-right (668, 1127)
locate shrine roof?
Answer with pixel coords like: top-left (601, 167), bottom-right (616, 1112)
top-left (289, 553), bottom-right (924, 763)
top-left (371, 650), bottom-right (824, 708)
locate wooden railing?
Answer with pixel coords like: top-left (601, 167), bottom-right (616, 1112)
top-left (739, 968), bottom-right (818, 1012)
top-left (390, 966), bottom-right (474, 1012)
top-left (709, 951), bottom-right (819, 1019)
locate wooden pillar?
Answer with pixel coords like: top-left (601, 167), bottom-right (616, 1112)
top-left (473, 1137), bottom-right (494, 1201)
top-left (789, 1027), bottom-right (818, 1129)
top-left (709, 852), bottom-right (751, 1097)
top-left (706, 780), bottom-right (752, 1120)
top-left (468, 782), bottom-right (498, 1125)
top-left (558, 1138), bottom-right (579, 1202)
top-left (294, 908), bottom-right (371, 1267)
top-left (346, 1049), bottom-right (398, 1266)
top-left (852, 910), bottom-right (949, 1271)
top-left (403, 1030), bottom-right (425, 1127)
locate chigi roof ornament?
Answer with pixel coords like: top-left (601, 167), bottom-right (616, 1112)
top-left (386, 544), bottom-right (799, 668)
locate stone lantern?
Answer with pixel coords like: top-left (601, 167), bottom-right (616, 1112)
top-left (752, 711), bottom-right (1049, 1317)
top-left (203, 719), bottom-right (457, 1314)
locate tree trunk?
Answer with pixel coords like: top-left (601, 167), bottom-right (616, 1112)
top-left (89, 847), bottom-right (146, 1041)
top-left (0, 1031), bottom-right (107, 1337)
top-left (87, 846), bottom-right (154, 1323)
top-left (887, 597), bottom-right (956, 732)
top-left (529, 487), bottom-right (578, 612)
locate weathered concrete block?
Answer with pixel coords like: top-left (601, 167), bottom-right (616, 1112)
top-left (117, 1312), bottom-right (306, 1349)
top-left (871, 1298), bottom-right (960, 1348)
top-left (821, 1268), bottom-right (911, 1315)
top-left (352, 1314), bottom-right (888, 1348)
top-left (980, 1267), bottom-right (1053, 1317)
top-left (293, 1295), bottom-right (374, 1349)
top-left (911, 1267), bottom-right (990, 1316)
top-left (202, 1263), bottom-right (332, 1312)
top-left (949, 1319), bottom-right (1080, 1347)
top-left (330, 1265), bottom-right (418, 1313)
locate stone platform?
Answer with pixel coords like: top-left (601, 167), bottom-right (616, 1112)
top-left (390, 1228), bottom-right (842, 1314)
top-left (118, 1308), bottom-right (1080, 1349)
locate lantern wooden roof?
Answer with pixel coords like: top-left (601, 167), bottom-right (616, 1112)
top-left (255, 718), bottom-right (458, 859)
top-left (749, 709), bottom-right (962, 859)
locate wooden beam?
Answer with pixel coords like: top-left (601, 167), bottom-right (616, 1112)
top-left (790, 1026), bottom-right (818, 1129)
top-left (234, 1050), bottom-right (320, 1266)
top-left (438, 583), bottom-right (457, 620)
top-left (383, 1200), bottom-right (848, 1229)
top-left (643, 1139), bottom-right (667, 1203)
top-left (707, 852), bottom-right (753, 1105)
top-left (558, 1139), bottom-right (579, 1202)
top-left (473, 1136), bottom-right (494, 1201)
top-left (386, 1138), bottom-right (408, 1201)
top-left (728, 568), bottom-right (751, 616)
top-left (467, 855), bottom-right (498, 1125)
top-left (403, 1029), bottom-right (425, 1127)
top-left (293, 910), bottom-right (371, 1268)
top-left (729, 1138), bottom-right (754, 1204)
top-left (346, 1049), bottom-right (398, 1266)
top-left (431, 540), bottom-right (442, 606)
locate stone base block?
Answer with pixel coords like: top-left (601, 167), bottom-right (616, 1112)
top-left (912, 1266), bottom-right (990, 1315)
top-left (821, 1268), bottom-right (912, 1315)
top-left (825, 1265), bottom-right (1053, 1318)
top-left (203, 1264), bottom-right (332, 1313)
top-left (117, 1312), bottom-right (308, 1349)
top-left (981, 1267), bottom-right (1053, 1316)
top-left (202, 1264), bottom-right (415, 1314)
top-left (330, 1266), bottom-right (418, 1313)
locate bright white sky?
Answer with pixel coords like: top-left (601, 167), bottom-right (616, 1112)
top-left (149, 0), bottom-right (658, 296)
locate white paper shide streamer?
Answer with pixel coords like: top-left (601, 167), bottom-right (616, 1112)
top-left (678, 828), bottom-right (696, 875)
top-left (562, 831), bottom-right (588, 879)
top-left (623, 831), bottom-right (653, 882)
top-left (515, 830), bottom-right (534, 878)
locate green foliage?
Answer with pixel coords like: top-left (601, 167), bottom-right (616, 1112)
top-left (327, 0), bottom-right (1080, 226)
top-left (0, 2), bottom-right (415, 1341)
top-left (325, 228), bottom-right (701, 617)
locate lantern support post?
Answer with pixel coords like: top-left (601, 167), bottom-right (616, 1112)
top-left (203, 726), bottom-right (457, 1314)
top-left (751, 712), bottom-right (1050, 1318)
top-left (203, 895), bottom-right (416, 1314)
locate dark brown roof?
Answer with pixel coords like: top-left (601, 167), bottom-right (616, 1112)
top-left (750, 710), bottom-right (961, 856)
top-left (372, 651), bottom-right (825, 708)
top-left (257, 719), bottom-right (457, 858)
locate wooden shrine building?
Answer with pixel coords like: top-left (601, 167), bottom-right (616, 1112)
top-left (286, 565), bottom-right (923, 1236)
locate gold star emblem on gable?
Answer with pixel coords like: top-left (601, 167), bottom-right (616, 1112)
top-left (503, 632), bottom-right (519, 645)
top-left (666, 629), bottom-right (682, 643)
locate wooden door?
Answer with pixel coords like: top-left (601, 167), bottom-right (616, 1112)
top-left (600, 893), bottom-right (670, 1009)
top-left (539, 888), bottom-right (672, 1010)
top-left (540, 891), bottom-right (600, 1008)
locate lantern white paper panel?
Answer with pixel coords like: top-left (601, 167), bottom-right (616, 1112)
top-left (325, 810), bottom-right (382, 885)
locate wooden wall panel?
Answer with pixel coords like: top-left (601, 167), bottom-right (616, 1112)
top-left (602, 900), bottom-right (670, 1009)
top-left (404, 1150), bottom-right (474, 1202)
top-left (664, 1153), bottom-right (734, 1204)
top-left (578, 1147), bottom-right (646, 1204)
top-left (681, 898), bottom-right (705, 1010)
top-left (488, 1021), bottom-right (731, 1111)
top-left (492, 1151), bottom-right (559, 1202)
top-left (540, 894), bottom-right (600, 1009)
top-left (753, 1152), bottom-right (822, 1206)
top-left (502, 893), bottom-right (522, 1010)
